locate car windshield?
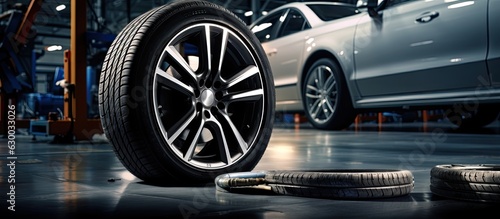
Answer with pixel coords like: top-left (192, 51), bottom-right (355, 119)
top-left (307, 4), bottom-right (359, 21)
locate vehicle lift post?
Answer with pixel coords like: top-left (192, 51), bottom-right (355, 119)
top-left (48, 0), bottom-right (103, 142)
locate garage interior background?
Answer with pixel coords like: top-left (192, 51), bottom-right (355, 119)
top-left (1, 0), bottom-right (446, 139)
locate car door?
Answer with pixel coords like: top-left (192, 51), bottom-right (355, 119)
top-left (252, 8), bottom-right (310, 109)
top-left (354, 0), bottom-right (489, 98)
top-left (489, 0), bottom-right (500, 85)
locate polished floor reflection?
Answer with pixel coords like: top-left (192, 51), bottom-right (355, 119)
top-left (1, 119), bottom-right (500, 218)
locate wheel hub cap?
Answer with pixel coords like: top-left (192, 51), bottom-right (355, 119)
top-left (201, 89), bottom-right (215, 107)
top-left (320, 90), bottom-right (326, 99)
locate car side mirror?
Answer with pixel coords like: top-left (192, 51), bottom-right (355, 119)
top-left (366, 0), bottom-right (378, 8)
top-left (367, 0), bottom-right (379, 17)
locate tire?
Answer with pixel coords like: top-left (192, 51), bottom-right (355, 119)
top-left (271, 184), bottom-right (414, 199)
top-left (265, 169), bottom-right (414, 187)
top-left (430, 164), bottom-right (500, 202)
top-left (430, 186), bottom-right (500, 203)
top-left (215, 169), bottom-right (414, 199)
top-left (99, 0), bottom-right (275, 183)
top-left (431, 177), bottom-right (500, 193)
top-left (302, 58), bottom-right (356, 130)
top-left (445, 105), bottom-right (499, 129)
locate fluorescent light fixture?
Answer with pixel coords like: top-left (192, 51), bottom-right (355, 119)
top-left (244, 11), bottom-right (253, 17)
top-left (261, 11), bottom-right (268, 15)
top-left (46, 45), bottom-right (63, 51)
top-left (56, 4), bottom-right (66, 11)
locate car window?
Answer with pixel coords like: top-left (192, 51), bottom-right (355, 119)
top-left (251, 10), bottom-right (285, 43)
top-left (385, 0), bottom-right (416, 7)
top-left (307, 4), bottom-right (359, 21)
top-left (277, 9), bottom-right (310, 38)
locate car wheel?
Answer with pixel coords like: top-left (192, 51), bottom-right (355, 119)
top-left (302, 58), bottom-right (356, 130)
top-left (445, 105), bottom-right (499, 129)
top-left (99, 0), bottom-right (275, 183)
top-left (430, 164), bottom-right (500, 202)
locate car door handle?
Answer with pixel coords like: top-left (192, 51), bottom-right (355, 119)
top-left (266, 49), bottom-right (278, 57)
top-left (415, 11), bottom-right (439, 23)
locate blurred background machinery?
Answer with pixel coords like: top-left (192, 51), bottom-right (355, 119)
top-left (1, 0), bottom-right (439, 141)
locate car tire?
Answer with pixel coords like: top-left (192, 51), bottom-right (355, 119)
top-left (445, 105), bottom-right (499, 129)
top-left (270, 184), bottom-right (414, 199)
top-left (264, 169), bottom-right (414, 187)
top-left (430, 164), bottom-right (500, 202)
top-left (302, 58), bottom-right (356, 130)
top-left (99, 0), bottom-right (275, 183)
top-left (215, 169), bottom-right (414, 199)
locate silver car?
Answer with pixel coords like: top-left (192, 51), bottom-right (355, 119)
top-left (250, 0), bottom-right (500, 130)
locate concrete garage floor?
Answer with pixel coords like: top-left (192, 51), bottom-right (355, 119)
top-left (1, 119), bottom-right (500, 218)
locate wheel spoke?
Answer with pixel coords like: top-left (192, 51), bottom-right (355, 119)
top-left (316, 67), bottom-right (324, 88)
top-left (324, 75), bottom-right (336, 93)
top-left (216, 29), bottom-right (229, 76)
top-left (309, 99), bottom-right (322, 119)
top-left (209, 119), bottom-right (232, 165)
top-left (166, 108), bottom-right (197, 145)
top-left (306, 85), bottom-right (320, 99)
top-left (323, 99), bottom-right (334, 117)
top-left (165, 46), bottom-right (197, 83)
top-left (182, 118), bottom-right (205, 161)
top-left (201, 25), bottom-right (212, 76)
top-left (224, 65), bottom-right (259, 88)
top-left (218, 111), bottom-right (249, 153)
top-left (200, 26), bottom-right (229, 83)
top-left (156, 67), bottom-right (195, 96)
top-left (223, 89), bottom-right (263, 103)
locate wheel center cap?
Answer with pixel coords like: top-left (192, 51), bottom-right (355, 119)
top-left (201, 89), bottom-right (215, 107)
top-left (320, 90), bottom-right (326, 99)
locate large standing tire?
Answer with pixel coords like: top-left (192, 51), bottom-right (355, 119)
top-left (302, 58), bottom-right (356, 130)
top-left (99, 0), bottom-right (275, 183)
top-left (430, 164), bottom-right (500, 202)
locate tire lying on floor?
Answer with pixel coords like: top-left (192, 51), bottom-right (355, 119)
top-left (216, 170), bottom-right (414, 199)
top-left (430, 164), bottom-right (500, 202)
top-left (99, 0), bottom-right (275, 183)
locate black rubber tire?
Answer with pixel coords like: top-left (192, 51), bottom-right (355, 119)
top-left (445, 105), bottom-right (500, 129)
top-left (99, 0), bottom-right (275, 183)
top-left (214, 169), bottom-right (414, 199)
top-left (271, 184), bottom-right (414, 199)
top-left (264, 169), bottom-right (414, 187)
top-left (302, 58), bottom-right (356, 130)
top-left (430, 164), bottom-right (500, 202)
top-left (431, 164), bottom-right (500, 183)
top-left (431, 177), bottom-right (500, 193)
top-left (430, 186), bottom-right (500, 203)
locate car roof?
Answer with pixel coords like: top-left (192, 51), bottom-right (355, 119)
top-left (251, 1), bottom-right (358, 28)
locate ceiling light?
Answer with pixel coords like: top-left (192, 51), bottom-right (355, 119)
top-left (56, 4), bottom-right (66, 11)
top-left (46, 45), bottom-right (63, 51)
top-left (244, 11), bottom-right (253, 17)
